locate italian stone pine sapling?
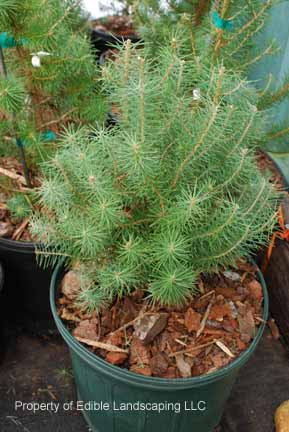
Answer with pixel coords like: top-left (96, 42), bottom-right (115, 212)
top-left (0, 0), bottom-right (107, 187)
top-left (0, 0), bottom-right (107, 227)
top-left (31, 34), bottom-right (278, 310)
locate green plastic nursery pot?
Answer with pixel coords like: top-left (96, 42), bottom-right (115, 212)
top-left (50, 263), bottom-right (268, 432)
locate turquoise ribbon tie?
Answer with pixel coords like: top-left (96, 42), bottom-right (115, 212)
top-left (16, 138), bottom-right (24, 148)
top-left (212, 11), bottom-right (233, 31)
top-left (41, 130), bottom-right (57, 142)
top-left (0, 32), bottom-right (29, 49)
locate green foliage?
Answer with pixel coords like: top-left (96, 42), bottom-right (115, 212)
top-left (0, 0), bottom-right (20, 21)
top-left (0, 76), bottom-right (25, 112)
top-left (0, 0), bottom-right (107, 164)
top-left (7, 193), bottom-right (33, 219)
top-left (31, 37), bottom-right (278, 310)
top-left (133, 0), bottom-right (279, 72)
top-left (133, 0), bottom-right (289, 152)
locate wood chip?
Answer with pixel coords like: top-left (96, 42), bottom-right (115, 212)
top-left (60, 308), bottom-right (81, 322)
top-left (197, 290), bottom-right (215, 302)
top-left (198, 279), bottom-right (205, 294)
top-left (223, 270), bottom-right (241, 281)
top-left (0, 221), bottom-right (14, 238)
top-left (175, 338), bottom-right (187, 346)
top-left (209, 304), bottom-right (232, 321)
top-left (214, 340), bottom-right (235, 358)
top-left (247, 280), bottom-right (263, 301)
top-left (75, 336), bottom-right (128, 353)
top-left (105, 352), bottom-right (128, 365)
top-left (169, 341), bottom-right (216, 358)
top-left (61, 270), bottom-right (82, 300)
top-left (73, 319), bottom-right (98, 341)
top-left (175, 353), bottom-right (191, 378)
top-left (12, 217), bottom-right (30, 241)
top-left (204, 328), bottom-right (237, 337)
top-left (134, 313), bottom-right (168, 344)
top-left (130, 365), bottom-right (152, 376)
top-left (0, 166), bottom-right (27, 185)
top-left (184, 308), bottom-right (201, 332)
top-left (108, 309), bottom-right (148, 336)
top-left (129, 337), bottom-right (151, 365)
top-left (150, 353), bottom-right (169, 376)
top-left (238, 306), bottom-right (256, 342)
top-left (196, 296), bottom-right (215, 338)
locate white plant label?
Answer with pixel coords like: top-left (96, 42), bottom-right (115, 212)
top-left (31, 51), bottom-right (52, 68)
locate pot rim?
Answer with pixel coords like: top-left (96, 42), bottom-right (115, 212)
top-left (0, 237), bottom-right (40, 252)
top-left (91, 29), bottom-right (140, 43)
top-left (50, 260), bottom-right (268, 391)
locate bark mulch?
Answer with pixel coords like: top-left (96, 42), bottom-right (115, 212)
top-left (59, 261), bottom-right (264, 379)
top-left (0, 156), bottom-right (39, 241)
top-left (92, 15), bottom-right (136, 38)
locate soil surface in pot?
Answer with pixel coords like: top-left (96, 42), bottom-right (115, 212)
top-left (58, 260), bottom-right (264, 378)
top-left (92, 15), bottom-right (137, 38)
top-left (0, 156), bottom-right (39, 241)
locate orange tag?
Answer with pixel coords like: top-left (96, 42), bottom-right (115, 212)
top-left (262, 206), bottom-right (289, 272)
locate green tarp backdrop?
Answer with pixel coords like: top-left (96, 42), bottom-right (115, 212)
top-left (250, 1), bottom-right (289, 184)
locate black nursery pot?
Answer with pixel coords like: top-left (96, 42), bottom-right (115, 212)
top-left (0, 238), bottom-right (54, 333)
top-left (91, 29), bottom-right (141, 61)
top-left (0, 260), bottom-right (4, 293)
top-left (0, 260), bottom-right (5, 361)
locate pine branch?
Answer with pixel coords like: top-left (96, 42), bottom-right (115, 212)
top-left (138, 56), bottom-right (145, 144)
top-left (32, 37), bottom-right (278, 309)
top-left (47, 0), bottom-right (82, 37)
top-left (214, 0), bottom-right (231, 56)
top-left (229, 20), bottom-right (265, 58)
top-left (172, 104), bottom-right (218, 188)
top-left (225, 0), bottom-right (273, 47)
top-left (267, 124), bottom-right (289, 140)
top-left (259, 76), bottom-right (289, 110)
top-left (240, 42), bottom-right (275, 69)
top-left (172, 66), bottom-right (225, 188)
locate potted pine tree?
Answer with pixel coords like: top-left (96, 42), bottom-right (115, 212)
top-left (31, 33), bottom-right (278, 431)
top-left (0, 0), bottom-right (106, 331)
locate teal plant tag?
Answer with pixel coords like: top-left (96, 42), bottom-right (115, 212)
top-left (15, 131), bottom-right (57, 148)
top-left (0, 32), bottom-right (29, 49)
top-left (41, 130), bottom-right (57, 142)
top-left (212, 11), bottom-right (233, 31)
top-left (16, 138), bottom-right (24, 148)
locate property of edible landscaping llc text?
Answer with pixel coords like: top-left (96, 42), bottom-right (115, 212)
top-left (14, 400), bottom-right (207, 414)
